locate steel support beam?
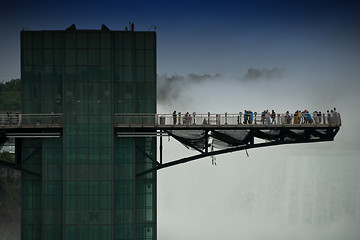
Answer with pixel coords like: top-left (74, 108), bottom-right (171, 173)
top-left (165, 130), bottom-right (204, 154)
top-left (136, 138), bottom-right (333, 177)
top-left (204, 130), bottom-right (208, 153)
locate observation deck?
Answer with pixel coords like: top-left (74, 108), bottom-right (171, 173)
top-left (114, 112), bottom-right (341, 129)
top-left (113, 112), bottom-right (341, 175)
top-left (0, 112), bottom-right (341, 130)
top-left (0, 112), bottom-right (341, 151)
top-left (0, 112), bottom-right (341, 176)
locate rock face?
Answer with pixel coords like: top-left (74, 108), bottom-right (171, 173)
top-left (0, 167), bottom-right (20, 240)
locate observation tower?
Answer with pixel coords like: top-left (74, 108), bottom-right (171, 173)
top-left (0, 26), bottom-right (341, 240)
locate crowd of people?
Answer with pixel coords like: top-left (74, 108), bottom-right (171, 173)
top-left (3, 111), bottom-right (19, 125)
top-left (171, 108), bottom-right (340, 125)
top-left (172, 111), bottom-right (195, 125)
top-left (283, 108), bottom-right (339, 125)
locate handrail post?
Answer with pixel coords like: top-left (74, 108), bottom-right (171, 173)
top-left (160, 130), bottom-right (163, 164)
top-left (18, 114), bottom-right (22, 126)
top-left (205, 130), bottom-right (208, 153)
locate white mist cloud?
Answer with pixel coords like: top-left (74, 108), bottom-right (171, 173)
top-left (158, 150), bottom-right (360, 240)
top-left (157, 73), bottom-right (221, 105)
top-left (242, 67), bottom-right (286, 81)
top-left (157, 68), bottom-right (285, 106)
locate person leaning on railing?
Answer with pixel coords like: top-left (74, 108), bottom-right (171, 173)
top-left (6, 111), bottom-right (12, 125)
top-left (318, 111), bottom-right (322, 124)
top-left (304, 111), bottom-right (312, 124)
top-left (261, 110), bottom-right (265, 124)
top-left (285, 111), bottom-right (292, 124)
top-left (243, 110), bottom-right (248, 124)
top-left (50, 110), bottom-right (56, 124)
top-left (328, 109), bottom-right (338, 125)
top-left (313, 111), bottom-right (319, 124)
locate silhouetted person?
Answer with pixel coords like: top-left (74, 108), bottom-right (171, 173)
top-left (50, 110), bottom-right (56, 124)
top-left (271, 110), bottom-right (276, 124)
top-left (6, 111), bottom-right (12, 125)
top-left (173, 111), bottom-right (177, 125)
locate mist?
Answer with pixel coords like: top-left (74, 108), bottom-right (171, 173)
top-left (158, 141), bottom-right (360, 240)
top-left (157, 68), bottom-right (285, 107)
top-left (242, 67), bottom-right (286, 81)
top-left (157, 73), bottom-right (221, 105)
top-left (156, 66), bottom-right (360, 239)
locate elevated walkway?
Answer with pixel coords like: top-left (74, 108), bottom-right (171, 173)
top-left (0, 112), bottom-right (341, 148)
top-left (114, 112), bottom-right (341, 129)
top-left (0, 113), bottom-right (62, 130)
top-left (0, 112), bottom-right (341, 176)
top-left (0, 114), bottom-right (62, 144)
top-left (114, 113), bottom-right (341, 176)
top-left (0, 112), bottom-right (341, 130)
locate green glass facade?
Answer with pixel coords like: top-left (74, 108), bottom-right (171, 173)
top-left (20, 29), bottom-right (157, 240)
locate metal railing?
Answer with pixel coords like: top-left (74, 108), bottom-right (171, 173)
top-left (0, 114), bottom-right (63, 128)
top-left (0, 112), bottom-right (341, 128)
top-left (115, 112), bottom-right (341, 127)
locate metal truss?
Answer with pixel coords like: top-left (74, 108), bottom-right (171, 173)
top-left (136, 126), bottom-right (340, 177)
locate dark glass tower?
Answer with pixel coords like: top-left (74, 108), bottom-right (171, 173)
top-left (20, 28), bottom-right (157, 240)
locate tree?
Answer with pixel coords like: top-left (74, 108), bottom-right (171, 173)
top-left (0, 151), bottom-right (14, 163)
top-left (0, 79), bottom-right (21, 111)
top-left (0, 79), bottom-right (21, 240)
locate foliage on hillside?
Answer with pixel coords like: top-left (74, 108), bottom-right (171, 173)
top-left (0, 79), bottom-right (21, 111)
top-left (0, 79), bottom-right (22, 239)
top-left (0, 78), bottom-right (21, 239)
top-left (0, 132), bottom-right (21, 240)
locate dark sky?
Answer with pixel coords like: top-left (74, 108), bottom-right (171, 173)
top-left (1, 0), bottom-right (359, 79)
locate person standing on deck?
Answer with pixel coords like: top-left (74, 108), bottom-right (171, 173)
top-left (271, 110), bottom-right (276, 124)
top-left (173, 111), bottom-right (177, 125)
